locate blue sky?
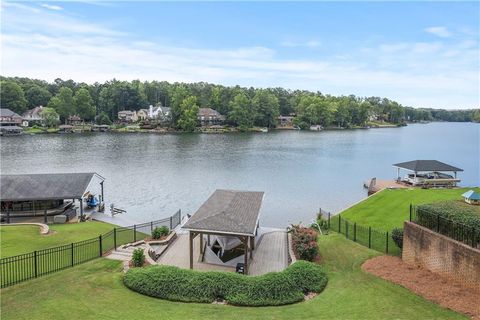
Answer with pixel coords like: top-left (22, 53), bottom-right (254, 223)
top-left (1, 1), bottom-right (479, 109)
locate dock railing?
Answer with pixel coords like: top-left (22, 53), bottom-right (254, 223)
top-left (0, 209), bottom-right (182, 288)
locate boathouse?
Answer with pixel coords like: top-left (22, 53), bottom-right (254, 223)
top-left (182, 189), bottom-right (264, 274)
top-left (0, 173), bottom-right (105, 222)
top-left (393, 160), bottom-right (463, 187)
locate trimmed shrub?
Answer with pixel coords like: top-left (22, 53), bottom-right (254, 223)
top-left (131, 248), bottom-right (145, 267)
top-left (123, 260), bottom-right (328, 306)
top-left (391, 227), bottom-right (403, 249)
top-left (289, 225), bottom-right (319, 261)
top-left (152, 226), bottom-right (169, 239)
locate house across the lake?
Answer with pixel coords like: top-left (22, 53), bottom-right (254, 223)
top-left (0, 108), bottom-right (24, 135)
top-left (393, 160), bottom-right (463, 187)
top-left (277, 115), bottom-right (295, 128)
top-left (118, 110), bottom-right (138, 123)
top-left (22, 106), bottom-right (48, 127)
top-left (198, 108), bottom-right (225, 126)
top-left (67, 115), bottom-right (83, 126)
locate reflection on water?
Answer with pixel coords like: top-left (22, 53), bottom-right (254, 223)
top-left (1, 122), bottom-right (478, 227)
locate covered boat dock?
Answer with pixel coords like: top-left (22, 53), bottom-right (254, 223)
top-left (182, 189), bottom-right (264, 275)
top-left (393, 160), bottom-right (463, 187)
top-left (1, 173), bottom-right (105, 223)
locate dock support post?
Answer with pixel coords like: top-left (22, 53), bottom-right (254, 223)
top-left (79, 198), bottom-right (84, 222)
top-left (189, 231), bottom-right (194, 269)
top-left (199, 233), bottom-right (203, 254)
top-left (243, 237), bottom-right (248, 275)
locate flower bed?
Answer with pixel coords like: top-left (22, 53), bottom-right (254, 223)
top-left (289, 225), bottom-right (319, 261)
top-left (123, 260), bottom-right (328, 306)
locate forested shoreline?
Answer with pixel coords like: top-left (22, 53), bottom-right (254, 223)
top-left (1, 76), bottom-right (479, 132)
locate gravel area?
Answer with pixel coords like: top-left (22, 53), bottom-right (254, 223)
top-left (362, 256), bottom-right (480, 320)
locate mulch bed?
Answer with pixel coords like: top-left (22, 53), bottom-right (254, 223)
top-left (362, 256), bottom-right (480, 320)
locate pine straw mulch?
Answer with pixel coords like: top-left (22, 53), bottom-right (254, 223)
top-left (362, 256), bottom-right (480, 320)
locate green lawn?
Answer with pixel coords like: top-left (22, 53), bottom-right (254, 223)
top-left (340, 187), bottom-right (479, 231)
top-left (0, 233), bottom-right (465, 320)
top-left (0, 221), bottom-right (116, 258)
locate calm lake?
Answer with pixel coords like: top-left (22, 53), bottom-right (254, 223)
top-left (1, 122), bottom-right (478, 227)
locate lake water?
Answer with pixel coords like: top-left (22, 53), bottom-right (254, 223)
top-left (1, 122), bottom-right (478, 227)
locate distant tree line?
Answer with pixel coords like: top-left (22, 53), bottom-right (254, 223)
top-left (1, 76), bottom-right (478, 129)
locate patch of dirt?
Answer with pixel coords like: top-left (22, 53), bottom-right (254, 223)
top-left (362, 256), bottom-right (480, 320)
top-left (304, 292), bottom-right (318, 301)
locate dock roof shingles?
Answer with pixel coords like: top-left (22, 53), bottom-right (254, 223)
top-left (0, 173), bottom-right (101, 201)
top-left (393, 160), bottom-right (463, 172)
top-left (183, 189), bottom-right (264, 236)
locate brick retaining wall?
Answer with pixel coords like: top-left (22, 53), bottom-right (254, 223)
top-left (403, 221), bottom-right (480, 292)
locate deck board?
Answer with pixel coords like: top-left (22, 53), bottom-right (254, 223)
top-left (249, 231), bottom-right (288, 276)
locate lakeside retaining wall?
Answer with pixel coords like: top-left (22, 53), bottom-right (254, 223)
top-left (402, 221), bottom-right (480, 292)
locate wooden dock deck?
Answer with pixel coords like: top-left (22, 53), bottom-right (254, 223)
top-left (157, 230), bottom-right (289, 275)
top-left (249, 231), bottom-right (288, 276)
top-left (365, 178), bottom-right (408, 195)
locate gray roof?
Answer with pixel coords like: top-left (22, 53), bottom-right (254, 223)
top-left (0, 108), bottom-right (21, 118)
top-left (393, 160), bottom-right (463, 172)
top-left (0, 173), bottom-right (104, 201)
top-left (183, 189), bottom-right (264, 236)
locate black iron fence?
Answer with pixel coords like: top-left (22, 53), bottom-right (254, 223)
top-left (410, 205), bottom-right (479, 248)
top-left (324, 212), bottom-right (401, 255)
top-left (0, 210), bottom-right (182, 288)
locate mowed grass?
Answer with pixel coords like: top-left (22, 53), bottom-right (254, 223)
top-left (0, 222), bottom-right (116, 258)
top-left (340, 187), bottom-right (480, 231)
top-left (0, 233), bottom-right (466, 320)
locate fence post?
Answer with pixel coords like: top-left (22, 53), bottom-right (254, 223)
top-left (99, 235), bottom-right (103, 257)
top-left (328, 212), bottom-right (331, 229)
top-left (353, 223), bottom-right (357, 242)
top-left (71, 243), bottom-right (74, 266)
top-left (338, 215), bottom-right (341, 233)
top-left (114, 228), bottom-right (117, 249)
top-left (170, 216), bottom-right (173, 230)
top-left (368, 227), bottom-right (371, 248)
top-left (34, 250), bottom-right (38, 278)
top-left (409, 204), bottom-right (412, 221)
top-left (436, 214), bottom-right (440, 232)
top-left (133, 225), bottom-right (137, 242)
top-left (150, 221), bottom-right (153, 233)
top-left (386, 231), bottom-right (389, 254)
top-left (472, 226), bottom-right (476, 247)
top-left (346, 221), bottom-right (349, 239)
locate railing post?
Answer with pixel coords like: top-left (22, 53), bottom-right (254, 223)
top-left (34, 250), bottom-right (38, 278)
top-left (71, 243), bottom-right (74, 266)
top-left (114, 228), bottom-right (117, 249)
top-left (368, 227), bottom-right (371, 248)
top-left (170, 216), bottom-right (173, 230)
top-left (409, 204), bottom-right (412, 221)
top-left (353, 223), bottom-right (357, 242)
top-left (151, 221), bottom-right (153, 233)
top-left (133, 225), bottom-right (137, 242)
top-left (99, 235), bottom-right (103, 257)
top-left (386, 231), bottom-right (389, 254)
top-left (338, 215), bottom-right (341, 233)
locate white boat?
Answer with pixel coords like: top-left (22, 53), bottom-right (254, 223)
top-left (309, 125), bottom-right (322, 131)
top-left (259, 127), bottom-right (268, 133)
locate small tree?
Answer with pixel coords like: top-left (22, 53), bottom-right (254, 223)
top-left (95, 111), bottom-right (112, 125)
top-left (391, 228), bottom-right (403, 249)
top-left (152, 226), bottom-right (169, 239)
top-left (131, 248), bottom-right (145, 267)
top-left (41, 107), bottom-right (60, 128)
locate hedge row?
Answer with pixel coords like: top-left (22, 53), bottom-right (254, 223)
top-left (123, 260), bottom-right (328, 306)
top-left (417, 201), bottom-right (480, 230)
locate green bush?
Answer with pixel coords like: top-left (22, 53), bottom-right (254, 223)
top-left (123, 260), bottom-right (327, 306)
top-left (151, 226), bottom-right (169, 239)
top-left (131, 248), bottom-right (145, 267)
top-left (391, 228), bottom-right (403, 249)
top-left (289, 225), bottom-right (319, 261)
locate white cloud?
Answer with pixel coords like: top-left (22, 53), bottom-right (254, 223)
top-left (280, 39), bottom-right (321, 48)
top-left (425, 26), bottom-right (452, 38)
top-left (1, 3), bottom-right (478, 109)
top-left (41, 4), bottom-right (63, 11)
